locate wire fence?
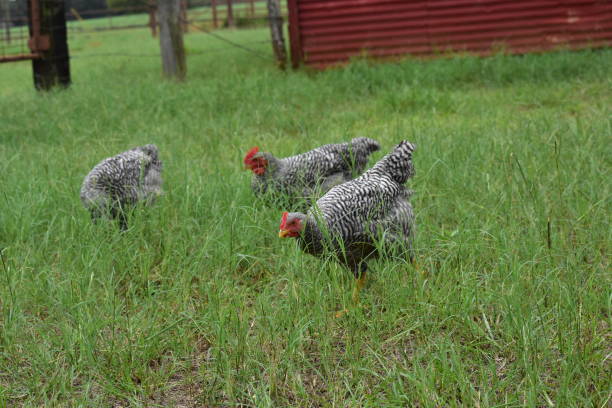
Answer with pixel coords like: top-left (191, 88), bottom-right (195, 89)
top-left (70, 39), bottom-right (274, 61)
top-left (0, 25), bottom-right (31, 60)
top-left (0, 0), bottom-right (283, 63)
top-left (71, 0), bottom-right (283, 33)
top-left (0, 0), bottom-right (31, 61)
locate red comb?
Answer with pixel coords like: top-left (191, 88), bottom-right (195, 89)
top-left (243, 146), bottom-right (259, 165)
top-left (279, 211), bottom-right (289, 229)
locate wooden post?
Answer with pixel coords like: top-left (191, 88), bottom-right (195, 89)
top-left (157, 0), bottom-right (186, 80)
top-left (211, 0), bottom-right (218, 28)
top-left (148, 0), bottom-right (157, 37)
top-left (249, 0), bottom-right (254, 18)
top-left (226, 0), bottom-right (234, 28)
top-left (28, 0), bottom-right (71, 90)
top-left (180, 0), bottom-right (188, 33)
top-left (267, 0), bottom-right (286, 69)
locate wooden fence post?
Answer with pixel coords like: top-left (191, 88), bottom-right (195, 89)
top-left (180, 0), bottom-right (188, 33)
top-left (28, 0), bottom-right (71, 90)
top-left (211, 0), bottom-right (218, 28)
top-left (226, 0), bottom-right (234, 28)
top-left (157, 0), bottom-right (186, 80)
top-left (267, 0), bottom-right (286, 69)
top-left (148, 0), bottom-right (157, 37)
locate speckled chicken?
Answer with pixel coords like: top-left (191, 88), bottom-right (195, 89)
top-left (243, 137), bottom-right (380, 208)
top-left (80, 144), bottom-right (163, 230)
top-left (278, 141), bottom-right (416, 303)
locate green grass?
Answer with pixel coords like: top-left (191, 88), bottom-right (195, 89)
top-left (0, 26), bottom-right (611, 407)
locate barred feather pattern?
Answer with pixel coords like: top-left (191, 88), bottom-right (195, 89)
top-left (251, 137), bottom-right (380, 203)
top-left (80, 144), bottom-right (163, 226)
top-left (297, 141), bottom-right (416, 274)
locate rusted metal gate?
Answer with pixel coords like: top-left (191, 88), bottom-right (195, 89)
top-left (1, 0), bottom-right (70, 89)
top-left (287, 0), bottom-right (612, 69)
top-left (0, 0), bottom-right (47, 62)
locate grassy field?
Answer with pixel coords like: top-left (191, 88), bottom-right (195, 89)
top-left (0, 26), bottom-right (611, 407)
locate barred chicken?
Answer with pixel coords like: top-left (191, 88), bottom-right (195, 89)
top-left (278, 141), bottom-right (416, 306)
top-left (80, 144), bottom-right (163, 230)
top-left (243, 137), bottom-right (380, 208)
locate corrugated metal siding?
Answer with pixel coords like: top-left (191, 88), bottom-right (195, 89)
top-left (287, 0), bottom-right (612, 69)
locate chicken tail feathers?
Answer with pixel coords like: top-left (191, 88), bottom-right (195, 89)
top-left (372, 140), bottom-right (416, 184)
top-left (345, 137), bottom-right (381, 174)
top-left (351, 137), bottom-right (381, 154)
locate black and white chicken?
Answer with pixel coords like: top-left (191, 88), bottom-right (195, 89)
top-left (80, 144), bottom-right (163, 230)
top-left (244, 137), bottom-right (380, 208)
top-left (278, 140), bottom-right (416, 306)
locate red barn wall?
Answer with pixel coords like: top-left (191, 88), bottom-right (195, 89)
top-left (287, 0), bottom-right (612, 69)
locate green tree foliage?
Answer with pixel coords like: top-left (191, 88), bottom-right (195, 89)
top-left (105, 0), bottom-right (147, 10)
top-left (6, 0), bottom-right (110, 22)
top-left (67, 0), bottom-right (110, 12)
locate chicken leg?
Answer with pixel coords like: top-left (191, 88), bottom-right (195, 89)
top-left (410, 254), bottom-right (428, 278)
top-left (352, 264), bottom-right (367, 303)
top-left (335, 263), bottom-right (367, 318)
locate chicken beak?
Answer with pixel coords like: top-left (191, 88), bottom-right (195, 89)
top-left (278, 229), bottom-right (291, 238)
